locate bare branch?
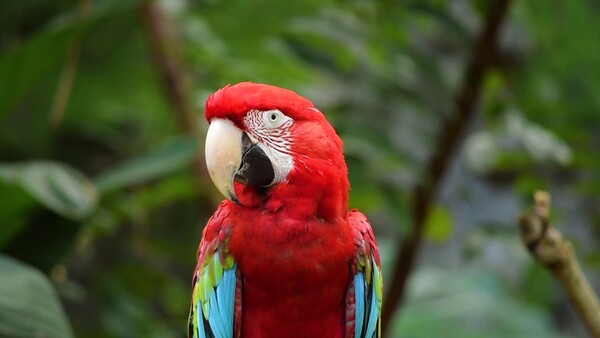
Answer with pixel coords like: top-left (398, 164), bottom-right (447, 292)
top-left (139, 1), bottom-right (199, 135)
top-left (49, 0), bottom-right (92, 127)
top-left (381, 1), bottom-right (513, 335)
top-left (519, 191), bottom-right (600, 338)
top-left (139, 1), bottom-right (209, 182)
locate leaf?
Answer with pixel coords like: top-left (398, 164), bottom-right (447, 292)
top-left (94, 135), bottom-right (200, 193)
top-left (424, 204), bottom-right (454, 243)
top-left (394, 267), bottom-right (568, 338)
top-left (0, 21), bottom-right (76, 116)
top-left (0, 254), bottom-right (73, 338)
top-left (0, 184), bottom-right (36, 248)
top-left (0, 0), bottom-right (148, 116)
top-left (0, 161), bottom-right (98, 220)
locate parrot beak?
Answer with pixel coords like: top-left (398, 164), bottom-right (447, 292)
top-left (205, 118), bottom-right (275, 204)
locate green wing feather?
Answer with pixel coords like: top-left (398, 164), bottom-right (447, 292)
top-left (349, 209), bottom-right (382, 338)
top-left (188, 202), bottom-right (237, 338)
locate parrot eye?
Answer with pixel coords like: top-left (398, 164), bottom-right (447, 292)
top-left (262, 110), bottom-right (289, 129)
top-left (269, 112), bottom-right (279, 123)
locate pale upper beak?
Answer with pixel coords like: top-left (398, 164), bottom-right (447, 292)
top-left (205, 118), bottom-right (242, 203)
top-left (205, 118), bottom-right (275, 204)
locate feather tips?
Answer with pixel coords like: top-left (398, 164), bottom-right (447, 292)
top-left (189, 202), bottom-right (237, 338)
top-left (354, 273), bottom-right (366, 338)
top-left (353, 258), bottom-right (381, 338)
top-left (192, 257), bottom-right (236, 338)
top-left (348, 209), bottom-right (382, 338)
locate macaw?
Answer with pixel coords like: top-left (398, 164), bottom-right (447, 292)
top-left (188, 82), bottom-right (382, 338)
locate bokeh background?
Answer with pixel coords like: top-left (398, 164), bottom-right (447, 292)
top-left (1, 0), bottom-right (599, 337)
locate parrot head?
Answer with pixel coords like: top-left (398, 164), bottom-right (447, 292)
top-left (204, 82), bottom-right (348, 220)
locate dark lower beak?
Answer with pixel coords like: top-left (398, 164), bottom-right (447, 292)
top-left (235, 133), bottom-right (275, 187)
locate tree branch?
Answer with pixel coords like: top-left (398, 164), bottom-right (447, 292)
top-left (518, 191), bottom-right (600, 338)
top-left (49, 0), bottom-right (92, 127)
top-left (139, 1), bottom-right (198, 133)
top-left (139, 1), bottom-right (209, 181)
top-left (381, 1), bottom-right (513, 335)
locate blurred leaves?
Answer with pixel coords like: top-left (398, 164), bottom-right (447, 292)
top-left (94, 135), bottom-right (199, 194)
top-left (394, 267), bottom-right (568, 338)
top-left (464, 112), bottom-right (573, 175)
top-left (0, 16), bottom-right (76, 116)
top-left (0, 183), bottom-right (35, 248)
top-left (0, 161), bottom-right (97, 220)
top-left (424, 204), bottom-right (453, 243)
top-left (0, 0), bottom-right (146, 117)
top-left (0, 254), bottom-right (73, 338)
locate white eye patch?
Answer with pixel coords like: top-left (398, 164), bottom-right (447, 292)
top-left (243, 109), bottom-right (294, 185)
top-left (262, 110), bottom-right (291, 129)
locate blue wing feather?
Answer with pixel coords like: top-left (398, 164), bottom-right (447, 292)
top-left (364, 263), bottom-right (380, 338)
top-left (348, 210), bottom-right (382, 338)
top-left (192, 263), bottom-right (237, 338)
top-left (189, 202), bottom-right (237, 338)
top-left (353, 258), bottom-right (381, 338)
top-left (222, 268), bottom-right (236, 332)
top-left (197, 302), bottom-right (207, 338)
top-left (208, 289), bottom-right (226, 338)
top-left (354, 272), bottom-right (366, 338)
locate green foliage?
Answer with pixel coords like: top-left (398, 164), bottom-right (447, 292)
top-left (0, 14), bottom-right (76, 116)
top-left (394, 267), bottom-right (569, 338)
top-left (0, 161), bottom-right (97, 220)
top-left (424, 204), bottom-right (453, 243)
top-left (94, 135), bottom-right (199, 193)
top-left (0, 183), bottom-right (35, 248)
top-left (0, 254), bottom-right (73, 338)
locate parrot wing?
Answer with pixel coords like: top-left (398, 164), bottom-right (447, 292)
top-left (347, 209), bottom-right (383, 338)
top-left (188, 202), bottom-right (240, 338)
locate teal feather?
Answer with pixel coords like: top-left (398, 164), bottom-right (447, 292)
top-left (354, 272), bottom-right (366, 338)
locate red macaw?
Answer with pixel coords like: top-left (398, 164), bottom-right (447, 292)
top-left (188, 82), bottom-right (382, 338)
